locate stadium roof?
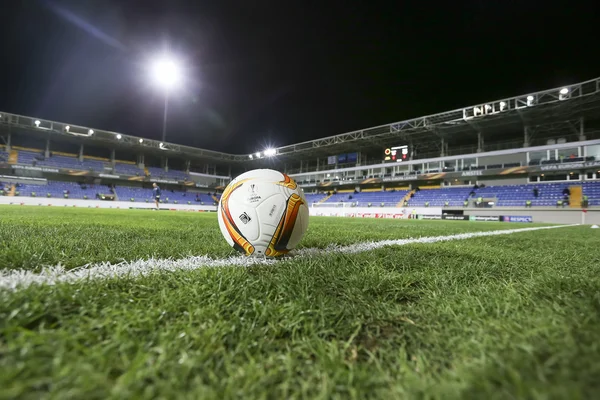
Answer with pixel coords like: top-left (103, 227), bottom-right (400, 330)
top-left (2, 77), bottom-right (600, 165)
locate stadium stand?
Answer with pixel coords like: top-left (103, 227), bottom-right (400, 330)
top-left (584, 181), bottom-right (600, 206)
top-left (13, 150), bottom-right (191, 178)
top-left (8, 180), bottom-right (218, 203)
top-left (17, 151), bottom-right (107, 171)
top-left (114, 162), bottom-right (143, 176)
top-left (399, 182), bottom-right (600, 207)
top-left (115, 186), bottom-right (215, 203)
top-left (146, 166), bottom-right (189, 180)
top-left (305, 193), bottom-right (327, 204)
top-left (473, 184), bottom-right (563, 207)
top-left (407, 187), bottom-right (473, 207)
top-left (15, 181), bottom-right (111, 199)
top-left (474, 183), bottom-right (590, 207)
top-left (323, 189), bottom-right (409, 207)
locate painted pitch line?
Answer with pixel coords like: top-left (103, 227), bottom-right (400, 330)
top-left (0, 224), bottom-right (578, 291)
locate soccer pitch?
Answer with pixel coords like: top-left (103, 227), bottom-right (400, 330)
top-left (1, 207), bottom-right (599, 399)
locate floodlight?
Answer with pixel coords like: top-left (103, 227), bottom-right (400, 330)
top-left (249, 154), bottom-right (253, 159)
top-left (116, 134), bottom-right (122, 140)
top-left (65, 125), bottom-right (70, 131)
top-left (151, 56), bottom-right (182, 90)
top-left (560, 87), bottom-right (569, 95)
top-left (34, 120), bottom-right (41, 127)
top-left (88, 129), bottom-right (94, 135)
top-left (264, 148), bottom-right (276, 157)
top-left (159, 142), bottom-right (164, 147)
top-left (256, 152), bottom-right (261, 158)
top-left (526, 95), bottom-right (534, 106)
top-left (139, 138), bottom-right (144, 143)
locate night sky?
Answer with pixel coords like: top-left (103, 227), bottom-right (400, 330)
top-left (1, 0), bottom-right (598, 153)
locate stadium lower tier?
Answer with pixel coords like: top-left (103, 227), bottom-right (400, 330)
top-left (1, 181), bottom-right (218, 204)
top-left (306, 181), bottom-right (600, 207)
top-left (2, 180), bottom-right (599, 207)
top-left (405, 182), bottom-right (600, 207)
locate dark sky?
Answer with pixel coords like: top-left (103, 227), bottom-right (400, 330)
top-left (1, 0), bottom-right (598, 153)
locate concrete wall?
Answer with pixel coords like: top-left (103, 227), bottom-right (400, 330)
top-left (310, 206), bottom-right (441, 218)
top-left (478, 153), bottom-right (526, 164)
top-left (463, 208), bottom-right (600, 225)
top-left (477, 177), bottom-right (529, 186)
top-left (0, 196), bottom-right (218, 211)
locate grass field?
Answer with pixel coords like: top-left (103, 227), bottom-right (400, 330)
top-left (1, 206), bottom-right (599, 399)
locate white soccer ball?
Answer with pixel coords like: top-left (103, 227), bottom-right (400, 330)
top-left (218, 169), bottom-right (309, 257)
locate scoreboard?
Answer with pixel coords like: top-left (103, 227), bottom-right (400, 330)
top-left (384, 145), bottom-right (409, 162)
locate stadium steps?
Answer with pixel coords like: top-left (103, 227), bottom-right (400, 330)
top-left (8, 184), bottom-right (16, 196)
top-left (8, 150), bottom-right (18, 164)
top-left (318, 193), bottom-right (333, 203)
top-left (569, 185), bottom-right (582, 208)
top-left (397, 189), bottom-right (416, 207)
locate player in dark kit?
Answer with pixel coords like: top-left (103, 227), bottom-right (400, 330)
top-left (152, 183), bottom-right (161, 210)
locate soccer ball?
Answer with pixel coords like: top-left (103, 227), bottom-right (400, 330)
top-left (218, 169), bottom-right (309, 257)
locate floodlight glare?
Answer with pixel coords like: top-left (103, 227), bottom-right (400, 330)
top-left (139, 138), bottom-right (144, 143)
top-left (88, 129), bottom-right (94, 135)
top-left (249, 154), bottom-right (253, 159)
top-left (264, 148), bottom-right (276, 157)
top-left (256, 152), bottom-right (261, 158)
top-left (116, 134), bottom-right (122, 140)
top-left (560, 87), bottom-right (569, 95)
top-left (34, 120), bottom-right (41, 127)
top-left (65, 125), bottom-right (70, 131)
top-left (151, 57), bottom-right (182, 90)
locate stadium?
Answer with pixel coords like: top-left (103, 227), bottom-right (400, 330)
top-left (2, 76), bottom-right (600, 398)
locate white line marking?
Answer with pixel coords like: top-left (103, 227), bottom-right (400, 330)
top-left (0, 224), bottom-right (578, 291)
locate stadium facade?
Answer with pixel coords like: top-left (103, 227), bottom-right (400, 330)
top-left (1, 77), bottom-right (600, 210)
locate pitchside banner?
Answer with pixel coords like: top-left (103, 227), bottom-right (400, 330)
top-left (469, 215), bottom-right (500, 222)
top-left (417, 214), bottom-right (442, 220)
top-left (502, 216), bottom-right (533, 223)
top-left (442, 215), bottom-right (469, 221)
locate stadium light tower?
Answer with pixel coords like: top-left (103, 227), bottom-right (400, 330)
top-left (151, 56), bottom-right (182, 143)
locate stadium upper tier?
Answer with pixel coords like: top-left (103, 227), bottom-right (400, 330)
top-left (13, 149), bottom-right (189, 179)
top-left (18, 151), bottom-right (106, 171)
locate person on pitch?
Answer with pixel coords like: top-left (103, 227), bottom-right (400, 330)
top-left (152, 182), bottom-right (161, 210)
